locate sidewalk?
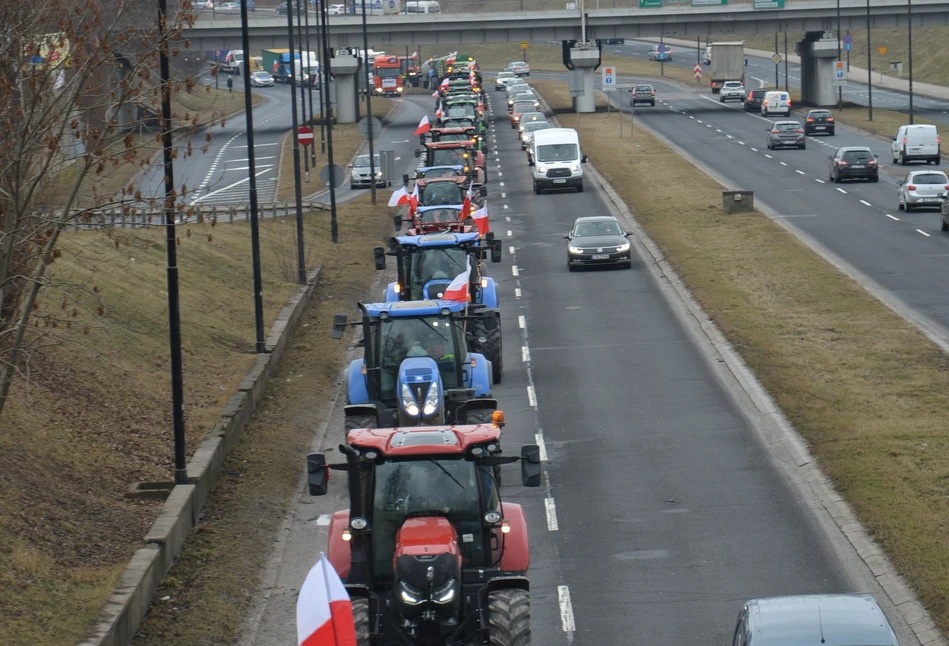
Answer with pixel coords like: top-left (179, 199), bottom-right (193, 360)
top-left (642, 36), bottom-right (949, 101)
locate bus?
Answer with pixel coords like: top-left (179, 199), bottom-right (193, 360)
top-left (373, 55), bottom-right (403, 97)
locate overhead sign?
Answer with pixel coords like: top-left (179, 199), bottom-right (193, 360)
top-left (878, 46), bottom-right (889, 55)
top-left (753, 0), bottom-right (784, 8)
top-left (297, 126), bottom-right (314, 146)
top-left (833, 60), bottom-right (847, 87)
top-left (771, 53), bottom-right (782, 64)
top-left (602, 66), bottom-right (616, 91)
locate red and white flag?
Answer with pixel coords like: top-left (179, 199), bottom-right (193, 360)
top-left (441, 257), bottom-right (471, 303)
top-left (296, 553), bottom-right (357, 646)
top-left (432, 90), bottom-right (439, 98)
top-left (388, 185), bottom-right (409, 207)
top-left (414, 115), bottom-right (431, 136)
top-left (435, 106), bottom-right (443, 120)
top-left (471, 201), bottom-right (489, 236)
top-left (407, 183), bottom-right (419, 212)
top-left (461, 182), bottom-right (474, 216)
top-left (440, 78), bottom-right (449, 88)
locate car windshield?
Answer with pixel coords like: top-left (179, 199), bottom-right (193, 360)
top-left (420, 182), bottom-right (464, 205)
top-left (371, 457), bottom-right (496, 576)
top-left (443, 120), bottom-right (473, 129)
top-left (911, 173), bottom-right (948, 184)
top-left (513, 102), bottom-right (535, 113)
top-left (775, 123), bottom-right (800, 131)
top-left (438, 134), bottom-right (471, 142)
top-left (354, 154), bottom-right (380, 167)
top-left (724, 83), bottom-right (742, 88)
top-left (536, 143), bottom-right (578, 163)
top-left (419, 168), bottom-right (460, 178)
top-left (497, 72), bottom-right (513, 79)
top-left (575, 220), bottom-right (623, 237)
top-left (524, 122), bottom-right (550, 132)
top-left (447, 105), bottom-right (476, 119)
top-left (842, 150), bottom-right (873, 162)
top-left (514, 93), bottom-right (537, 101)
top-left (810, 111), bottom-right (832, 117)
top-left (253, 72), bottom-right (268, 78)
top-left (431, 148), bottom-right (468, 166)
top-left (406, 247), bottom-right (469, 300)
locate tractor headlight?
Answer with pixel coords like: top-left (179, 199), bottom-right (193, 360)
top-left (568, 246), bottom-right (583, 254)
top-left (422, 382), bottom-right (439, 416)
top-left (434, 578), bottom-right (456, 604)
top-left (617, 242), bottom-right (630, 252)
top-left (397, 87), bottom-right (403, 93)
top-left (400, 383), bottom-right (419, 417)
top-left (399, 580), bottom-right (424, 606)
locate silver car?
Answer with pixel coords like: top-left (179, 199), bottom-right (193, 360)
top-left (898, 169), bottom-right (949, 211)
top-left (731, 595), bottom-right (898, 646)
top-left (766, 121), bottom-right (806, 150)
top-left (519, 120), bottom-right (551, 150)
top-left (249, 71), bottom-right (274, 87)
top-left (349, 153), bottom-right (386, 189)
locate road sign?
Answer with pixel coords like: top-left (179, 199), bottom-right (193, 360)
top-left (753, 0), bottom-right (784, 7)
top-left (844, 33), bottom-right (853, 44)
top-left (320, 164), bottom-right (345, 189)
top-left (845, 43), bottom-right (852, 51)
top-left (602, 66), bottom-right (617, 91)
top-left (878, 46), bottom-right (889, 55)
top-left (833, 60), bottom-right (847, 87)
top-left (657, 44), bottom-right (667, 53)
top-left (358, 116), bottom-right (383, 140)
top-left (639, 0), bottom-right (662, 7)
top-left (693, 62), bottom-right (702, 80)
top-left (297, 126), bottom-right (314, 146)
top-left (521, 41), bottom-right (528, 51)
top-left (771, 53), bottom-right (782, 64)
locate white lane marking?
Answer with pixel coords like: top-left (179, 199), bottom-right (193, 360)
top-left (779, 161), bottom-right (788, 166)
top-left (815, 179), bottom-right (825, 184)
top-left (716, 128), bottom-right (722, 133)
top-left (501, 192), bottom-right (507, 198)
top-left (503, 204), bottom-right (509, 209)
top-left (518, 315), bottom-right (526, 329)
top-left (505, 216), bottom-right (511, 222)
top-left (233, 143), bottom-right (277, 148)
top-left (860, 200), bottom-right (872, 206)
top-left (391, 139), bottom-right (409, 143)
top-left (507, 230), bottom-right (513, 237)
top-left (498, 171), bottom-right (503, 177)
top-left (738, 141), bottom-right (745, 145)
top-left (917, 229), bottom-right (932, 237)
top-left (194, 168), bottom-right (272, 204)
top-left (315, 514), bottom-right (332, 526)
top-left (512, 265), bottom-right (519, 276)
top-left (527, 385), bottom-right (537, 408)
top-left (395, 156), bottom-right (401, 161)
top-left (837, 188), bottom-right (847, 194)
top-left (545, 498), bottom-right (559, 531)
top-left (224, 165), bottom-right (273, 172)
top-left (706, 124), bottom-right (712, 128)
top-left (690, 115), bottom-right (695, 119)
top-left (522, 345), bottom-right (531, 363)
top-left (750, 147), bottom-right (759, 152)
top-left (229, 156), bottom-right (276, 162)
top-left (886, 213), bottom-right (900, 220)
top-left (515, 287), bottom-right (522, 299)
top-left (509, 246), bottom-right (515, 255)
top-left (726, 135), bottom-right (733, 139)
top-left (796, 170), bottom-right (805, 175)
top-left (535, 432), bottom-right (548, 461)
top-left (500, 182), bottom-right (504, 187)
top-left (764, 154), bottom-right (773, 159)
top-left (697, 119), bottom-right (703, 123)
top-left (558, 586), bottom-right (576, 633)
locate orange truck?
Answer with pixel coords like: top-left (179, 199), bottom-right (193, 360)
top-left (373, 55), bottom-right (403, 97)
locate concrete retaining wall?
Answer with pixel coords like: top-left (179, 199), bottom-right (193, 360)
top-left (77, 264), bottom-right (323, 646)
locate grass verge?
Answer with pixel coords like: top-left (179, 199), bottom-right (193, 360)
top-left (276, 96), bottom-right (396, 201)
top-left (129, 196), bottom-right (392, 646)
top-left (0, 205), bottom-right (330, 645)
top-left (534, 77), bottom-right (949, 636)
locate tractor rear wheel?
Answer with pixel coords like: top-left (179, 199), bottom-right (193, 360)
top-left (487, 589), bottom-right (531, 646)
top-left (352, 597), bottom-right (371, 646)
top-left (344, 414), bottom-right (378, 432)
top-left (470, 315), bottom-right (503, 384)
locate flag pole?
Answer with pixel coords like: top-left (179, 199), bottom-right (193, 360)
top-left (319, 552), bottom-right (344, 643)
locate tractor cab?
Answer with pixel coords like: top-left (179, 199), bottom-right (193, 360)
top-left (424, 126), bottom-right (476, 146)
top-left (305, 425), bottom-right (541, 646)
top-left (404, 166), bottom-right (486, 193)
top-left (407, 206), bottom-right (471, 235)
top-left (332, 301), bottom-right (499, 430)
top-left (414, 177), bottom-right (477, 209)
top-left (416, 142), bottom-right (485, 179)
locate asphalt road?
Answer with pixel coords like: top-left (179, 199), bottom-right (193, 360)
top-left (595, 39), bottom-right (949, 126)
top-left (234, 85), bottom-right (915, 646)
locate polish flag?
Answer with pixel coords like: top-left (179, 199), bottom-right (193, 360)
top-left (441, 257), bottom-right (471, 303)
top-left (414, 115), bottom-right (431, 136)
top-left (471, 201), bottom-right (489, 236)
top-left (432, 90), bottom-right (439, 98)
top-left (388, 185), bottom-right (409, 207)
top-left (461, 182), bottom-right (474, 216)
top-left (407, 183), bottom-right (419, 212)
top-left (296, 554), bottom-right (357, 646)
top-left (435, 106), bottom-right (443, 120)
top-left (440, 78), bottom-right (449, 88)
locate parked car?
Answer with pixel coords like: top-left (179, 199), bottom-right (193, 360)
top-left (327, 3), bottom-right (346, 13)
top-left (630, 84), bottom-right (655, 106)
top-left (249, 70), bottom-right (274, 87)
top-left (898, 170), bottom-right (949, 211)
top-left (744, 88), bottom-right (773, 112)
top-left (829, 146), bottom-right (879, 183)
top-left (892, 123), bottom-right (941, 165)
top-left (647, 45), bottom-right (672, 61)
top-left (564, 215), bottom-right (632, 270)
top-left (719, 81), bottom-right (746, 103)
top-left (766, 121), bottom-right (806, 150)
top-left (804, 109), bottom-right (835, 135)
top-left (505, 61), bottom-right (530, 77)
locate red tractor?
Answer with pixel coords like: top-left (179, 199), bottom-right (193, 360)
top-left (421, 126), bottom-right (488, 155)
top-left (306, 422), bottom-right (541, 646)
top-left (416, 141), bottom-right (487, 183)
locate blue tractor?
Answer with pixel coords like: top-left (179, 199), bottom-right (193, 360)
top-left (373, 231), bottom-right (504, 383)
top-left (331, 300), bottom-right (500, 432)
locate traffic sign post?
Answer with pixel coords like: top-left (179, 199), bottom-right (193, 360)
top-left (297, 126), bottom-right (314, 147)
top-left (693, 62), bottom-right (702, 82)
top-left (521, 40), bottom-right (528, 62)
top-left (771, 53), bottom-right (782, 64)
top-left (878, 46), bottom-right (888, 56)
top-left (602, 66), bottom-right (616, 92)
top-left (833, 60), bottom-right (847, 87)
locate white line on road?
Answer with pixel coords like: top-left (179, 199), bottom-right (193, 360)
top-left (750, 147), bottom-right (758, 152)
top-left (194, 168), bottom-right (272, 204)
top-left (545, 498), bottom-right (559, 531)
top-left (503, 204), bottom-right (509, 209)
top-left (522, 345), bottom-right (531, 363)
top-left (505, 216), bottom-right (511, 222)
top-left (509, 246), bottom-right (515, 255)
top-left (233, 143), bottom-right (277, 148)
top-left (512, 265), bottom-right (519, 276)
top-left (515, 287), bottom-right (522, 299)
top-left (507, 230), bottom-right (513, 237)
top-left (885, 213), bottom-right (900, 220)
top-left (558, 586), bottom-right (576, 633)
top-left (738, 141), bottom-right (745, 145)
top-left (726, 135), bottom-right (733, 139)
top-left (391, 139), bottom-right (409, 144)
top-left (229, 156), bottom-right (276, 163)
top-left (535, 433), bottom-right (548, 461)
top-left (697, 119), bottom-right (703, 123)
top-left (796, 170), bottom-right (805, 175)
top-left (779, 161), bottom-right (788, 166)
top-left (917, 229), bottom-right (932, 237)
top-left (836, 188), bottom-right (847, 194)
top-left (501, 192), bottom-right (507, 198)
top-left (500, 182), bottom-right (504, 187)
top-left (860, 200), bottom-right (872, 206)
top-left (224, 165), bottom-right (273, 172)
top-left (690, 116), bottom-right (695, 119)
top-left (815, 179), bottom-right (825, 184)
top-left (527, 385), bottom-right (537, 408)
top-left (518, 315), bottom-right (526, 329)
top-left (765, 154), bottom-right (773, 159)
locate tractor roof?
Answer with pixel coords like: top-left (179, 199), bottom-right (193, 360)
top-left (431, 126), bottom-right (475, 134)
top-left (347, 425), bottom-right (502, 456)
top-left (395, 231), bottom-right (480, 247)
top-left (425, 141), bottom-right (475, 150)
top-left (363, 300), bottom-right (467, 318)
top-left (416, 176), bottom-right (469, 187)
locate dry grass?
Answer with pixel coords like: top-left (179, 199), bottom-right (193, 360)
top-left (535, 77), bottom-right (949, 636)
top-left (129, 196), bottom-right (393, 646)
top-left (0, 206), bottom-right (334, 646)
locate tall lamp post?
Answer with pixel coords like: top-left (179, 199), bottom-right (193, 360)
top-left (908, 0), bottom-right (914, 123)
top-left (303, 1), bottom-right (317, 166)
top-left (156, 0), bottom-right (187, 484)
top-left (867, 0), bottom-right (873, 120)
top-left (285, 0), bottom-right (307, 283)
top-left (836, 0), bottom-right (843, 108)
top-left (295, 0), bottom-right (309, 181)
top-left (361, 0), bottom-right (377, 205)
top-left (240, 0), bottom-right (266, 352)
top-left (319, 0), bottom-right (340, 242)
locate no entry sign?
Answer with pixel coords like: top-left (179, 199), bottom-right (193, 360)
top-left (297, 126), bottom-right (314, 146)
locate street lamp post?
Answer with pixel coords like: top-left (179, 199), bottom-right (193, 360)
top-left (908, 0), bottom-right (914, 123)
top-left (319, 0), bottom-right (340, 243)
top-left (361, 0), bottom-right (378, 206)
top-left (316, 0), bottom-right (326, 153)
top-left (296, 0), bottom-right (309, 182)
top-left (837, 0), bottom-right (843, 109)
top-left (867, 0), bottom-right (873, 120)
top-left (303, 1), bottom-right (317, 166)
top-left (157, 0), bottom-right (187, 485)
top-left (285, 0), bottom-right (307, 284)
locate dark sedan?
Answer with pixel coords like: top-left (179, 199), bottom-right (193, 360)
top-left (830, 146), bottom-right (879, 182)
top-left (766, 121), bottom-right (806, 150)
top-left (564, 216), bottom-right (632, 270)
top-left (744, 88), bottom-right (773, 112)
top-left (805, 109), bottom-right (835, 135)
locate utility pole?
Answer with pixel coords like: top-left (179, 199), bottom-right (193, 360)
top-left (867, 0), bottom-right (873, 120)
top-left (774, 33), bottom-right (779, 88)
top-left (784, 33), bottom-right (789, 92)
top-left (303, 0), bottom-right (317, 166)
top-left (361, 0), bottom-right (378, 205)
top-left (296, 0), bottom-right (309, 182)
top-left (285, 0), bottom-right (307, 284)
top-left (908, 0), bottom-right (914, 123)
top-left (319, 0), bottom-right (340, 243)
top-left (836, 0), bottom-right (843, 109)
top-left (316, 0), bottom-right (326, 153)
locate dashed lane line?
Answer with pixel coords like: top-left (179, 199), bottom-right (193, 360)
top-left (837, 188), bottom-right (847, 194)
top-left (558, 586), bottom-right (576, 633)
top-left (917, 229), bottom-right (932, 237)
top-left (860, 200), bottom-right (872, 206)
top-left (886, 213), bottom-right (900, 221)
top-left (545, 498), bottom-right (559, 532)
top-left (518, 315), bottom-right (526, 329)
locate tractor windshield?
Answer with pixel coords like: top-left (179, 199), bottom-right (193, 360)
top-left (431, 148), bottom-right (469, 166)
top-left (419, 182), bottom-right (464, 206)
top-left (376, 314), bottom-right (462, 400)
top-left (404, 247), bottom-right (473, 300)
top-left (371, 457), bottom-right (498, 576)
top-left (436, 134), bottom-right (472, 142)
top-left (446, 105), bottom-right (476, 120)
top-left (418, 208), bottom-right (463, 225)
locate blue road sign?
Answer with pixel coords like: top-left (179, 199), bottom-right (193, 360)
top-left (845, 43), bottom-right (852, 51)
top-left (844, 34), bottom-right (853, 44)
top-left (657, 44), bottom-right (667, 52)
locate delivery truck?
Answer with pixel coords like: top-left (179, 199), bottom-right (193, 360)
top-left (261, 49), bottom-right (316, 85)
top-left (708, 41), bottom-right (745, 94)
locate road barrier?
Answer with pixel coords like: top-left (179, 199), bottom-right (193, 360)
top-left (60, 201), bottom-right (329, 231)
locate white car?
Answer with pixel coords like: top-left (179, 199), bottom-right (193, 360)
top-left (898, 170), bottom-right (949, 211)
top-left (495, 71), bottom-right (516, 91)
top-left (719, 81), bottom-right (746, 103)
top-left (505, 61), bottom-right (531, 77)
top-left (327, 3), bottom-right (346, 14)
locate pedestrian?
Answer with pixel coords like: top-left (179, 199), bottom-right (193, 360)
top-left (227, 76), bottom-right (233, 93)
top-left (427, 67), bottom-right (435, 89)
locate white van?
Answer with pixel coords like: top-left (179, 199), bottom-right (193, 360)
top-left (892, 124), bottom-right (941, 165)
top-left (761, 91), bottom-right (791, 117)
top-left (529, 128), bottom-right (588, 194)
top-left (403, 0), bottom-right (441, 13)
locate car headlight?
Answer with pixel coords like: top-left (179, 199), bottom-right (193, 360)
top-left (617, 242), bottom-right (630, 252)
top-left (400, 383), bottom-right (419, 417)
top-left (434, 578), bottom-right (456, 604)
top-left (568, 246), bottom-right (583, 254)
top-left (399, 580), bottom-right (424, 606)
top-left (376, 171), bottom-right (383, 177)
top-left (536, 165), bottom-right (547, 174)
top-left (422, 382), bottom-right (439, 416)
top-left (397, 87), bottom-right (403, 92)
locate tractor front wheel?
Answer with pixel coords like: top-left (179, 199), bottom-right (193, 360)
top-left (352, 598), bottom-right (371, 646)
top-left (487, 589), bottom-right (531, 646)
top-left (344, 414), bottom-right (378, 432)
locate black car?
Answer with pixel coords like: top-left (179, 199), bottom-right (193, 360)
top-left (564, 216), bottom-right (632, 270)
top-left (829, 146), bottom-right (879, 183)
top-left (744, 88), bottom-right (773, 112)
top-left (805, 109), bottom-right (835, 136)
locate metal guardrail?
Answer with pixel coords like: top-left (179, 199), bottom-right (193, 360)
top-left (61, 201), bottom-right (328, 230)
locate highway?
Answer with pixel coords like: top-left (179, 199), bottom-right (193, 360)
top-left (235, 83), bottom-right (913, 646)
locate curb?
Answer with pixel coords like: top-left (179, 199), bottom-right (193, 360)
top-left (77, 264), bottom-right (324, 646)
top-left (535, 84), bottom-right (945, 646)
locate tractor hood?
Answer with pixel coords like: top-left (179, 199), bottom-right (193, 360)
top-left (398, 356), bottom-right (443, 425)
top-left (393, 517), bottom-right (461, 618)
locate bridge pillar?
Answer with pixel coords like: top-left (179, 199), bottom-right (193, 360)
top-left (569, 45), bottom-right (601, 114)
top-left (331, 53), bottom-right (360, 124)
top-left (796, 32), bottom-right (840, 107)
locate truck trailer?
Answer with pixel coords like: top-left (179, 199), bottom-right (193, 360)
top-left (708, 41), bottom-right (745, 94)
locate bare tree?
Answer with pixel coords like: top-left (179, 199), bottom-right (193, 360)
top-left (0, 0), bottom-right (211, 420)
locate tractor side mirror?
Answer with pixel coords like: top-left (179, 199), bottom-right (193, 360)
top-left (306, 453), bottom-right (328, 495)
top-left (520, 444), bottom-right (542, 487)
top-left (331, 313), bottom-right (348, 339)
top-left (388, 236), bottom-right (400, 253)
top-left (414, 149), bottom-right (422, 158)
top-left (419, 135), bottom-right (426, 145)
top-left (393, 214), bottom-right (403, 232)
top-left (490, 239), bottom-right (502, 263)
top-left (402, 173), bottom-right (410, 186)
top-left (479, 186), bottom-right (488, 198)
top-left (373, 246), bottom-right (386, 270)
